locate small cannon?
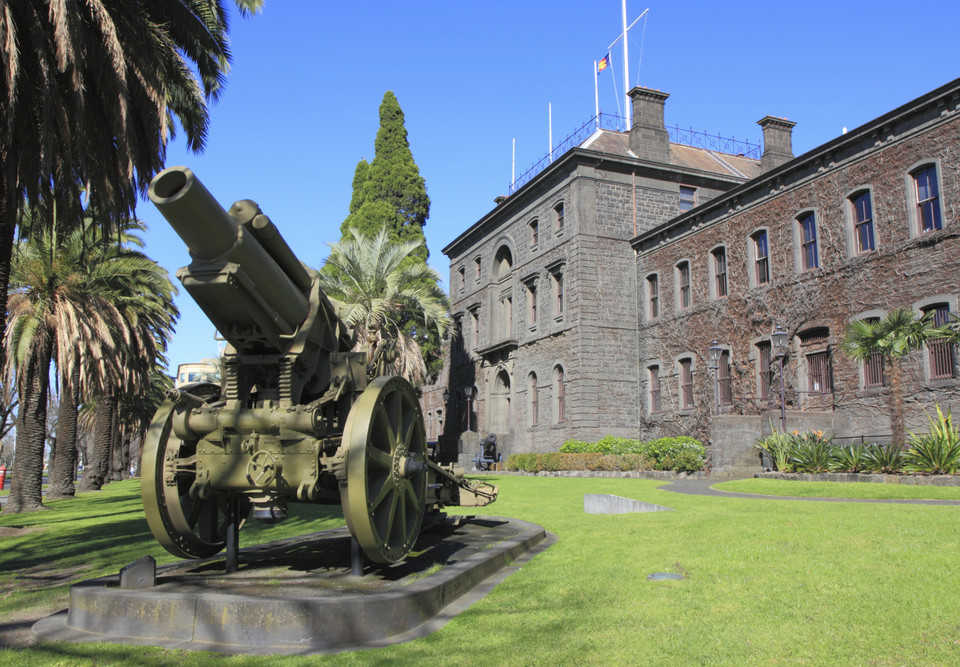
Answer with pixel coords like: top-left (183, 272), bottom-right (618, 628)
top-left (141, 167), bottom-right (496, 569)
top-left (473, 433), bottom-right (502, 471)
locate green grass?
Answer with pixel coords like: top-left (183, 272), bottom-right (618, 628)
top-left (2, 477), bottom-right (960, 665)
top-left (715, 477), bottom-right (960, 500)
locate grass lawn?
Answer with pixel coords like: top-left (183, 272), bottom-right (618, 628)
top-left (1, 476), bottom-right (959, 665)
top-left (715, 477), bottom-right (960, 500)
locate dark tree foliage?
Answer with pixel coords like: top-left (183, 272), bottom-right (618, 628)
top-left (340, 91), bottom-right (431, 262)
top-left (336, 92), bottom-right (447, 380)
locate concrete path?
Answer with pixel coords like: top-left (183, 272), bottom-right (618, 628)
top-left (661, 477), bottom-right (960, 506)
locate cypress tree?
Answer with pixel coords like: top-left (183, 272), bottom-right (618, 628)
top-left (341, 91), bottom-right (431, 262)
top-left (334, 91), bottom-right (447, 381)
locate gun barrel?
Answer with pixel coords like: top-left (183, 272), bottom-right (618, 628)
top-left (149, 167), bottom-right (238, 261)
top-left (149, 166), bottom-right (310, 349)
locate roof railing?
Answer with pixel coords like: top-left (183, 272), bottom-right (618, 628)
top-left (508, 114), bottom-right (762, 194)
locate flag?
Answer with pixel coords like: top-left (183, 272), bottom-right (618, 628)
top-left (597, 54), bottom-right (610, 74)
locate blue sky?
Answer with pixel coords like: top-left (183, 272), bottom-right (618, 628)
top-left (139, 1), bottom-right (960, 371)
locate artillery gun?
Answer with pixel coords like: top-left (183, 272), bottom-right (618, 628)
top-left (141, 167), bottom-right (496, 571)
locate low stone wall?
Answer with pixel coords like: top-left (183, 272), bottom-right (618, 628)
top-left (755, 472), bottom-right (960, 486)
top-left (484, 470), bottom-right (707, 480)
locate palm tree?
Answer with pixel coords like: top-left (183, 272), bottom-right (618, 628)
top-left (319, 227), bottom-right (450, 385)
top-left (0, 0), bottom-right (261, 395)
top-left (3, 220), bottom-right (178, 511)
top-left (841, 308), bottom-right (935, 447)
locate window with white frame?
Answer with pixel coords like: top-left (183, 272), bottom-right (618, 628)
top-left (914, 165), bottom-right (942, 233)
top-left (712, 247), bottom-right (728, 298)
top-left (798, 212), bottom-right (819, 270)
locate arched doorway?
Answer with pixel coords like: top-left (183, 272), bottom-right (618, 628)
top-left (490, 369), bottom-right (512, 434)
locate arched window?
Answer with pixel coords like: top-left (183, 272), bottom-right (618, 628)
top-left (495, 245), bottom-right (513, 281)
top-left (798, 212), bottom-right (819, 270)
top-left (849, 190), bottom-right (875, 253)
top-left (528, 372), bottom-right (539, 426)
top-left (554, 365), bottom-right (566, 423)
top-left (913, 165), bottom-right (942, 233)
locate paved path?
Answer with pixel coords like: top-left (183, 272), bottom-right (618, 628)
top-left (661, 477), bottom-right (960, 506)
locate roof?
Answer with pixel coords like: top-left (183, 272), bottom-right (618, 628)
top-left (582, 129), bottom-right (762, 180)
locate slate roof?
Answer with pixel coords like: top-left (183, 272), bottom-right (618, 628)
top-left (581, 129), bottom-right (761, 180)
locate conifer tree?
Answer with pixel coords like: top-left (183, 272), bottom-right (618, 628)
top-left (340, 92), bottom-right (431, 263)
top-left (335, 92), bottom-right (447, 380)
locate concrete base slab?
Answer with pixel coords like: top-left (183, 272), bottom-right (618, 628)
top-left (583, 493), bottom-right (673, 514)
top-left (33, 515), bottom-right (553, 655)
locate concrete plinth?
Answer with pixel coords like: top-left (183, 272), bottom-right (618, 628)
top-left (32, 516), bottom-right (552, 655)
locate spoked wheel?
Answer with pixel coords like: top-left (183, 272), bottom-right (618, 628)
top-left (141, 383), bottom-right (249, 559)
top-left (340, 376), bottom-right (428, 564)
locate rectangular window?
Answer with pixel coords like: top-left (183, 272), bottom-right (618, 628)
top-left (678, 262), bottom-right (691, 309)
top-left (927, 304), bottom-right (955, 379)
top-left (680, 359), bottom-right (694, 409)
top-left (915, 166), bottom-right (942, 233)
top-left (807, 351), bottom-right (832, 395)
top-left (649, 365), bottom-right (662, 414)
top-left (718, 350), bottom-right (732, 405)
top-left (864, 351), bottom-right (884, 388)
top-left (713, 248), bottom-right (728, 298)
top-left (526, 282), bottom-right (537, 326)
top-left (852, 191), bottom-right (875, 253)
top-left (754, 231), bottom-right (770, 285)
top-left (647, 274), bottom-right (659, 319)
top-left (555, 203), bottom-right (565, 233)
top-left (757, 341), bottom-right (773, 399)
top-left (470, 309), bottom-right (480, 348)
top-left (799, 212), bottom-right (819, 270)
top-left (554, 272), bottom-right (564, 315)
top-left (679, 186), bottom-right (697, 212)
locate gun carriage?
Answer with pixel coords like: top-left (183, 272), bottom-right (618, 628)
top-left (141, 167), bottom-right (495, 570)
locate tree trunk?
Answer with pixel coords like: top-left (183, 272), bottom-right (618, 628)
top-left (78, 395), bottom-right (116, 492)
top-left (47, 368), bottom-right (79, 499)
top-left (888, 359), bottom-right (906, 448)
top-left (3, 336), bottom-right (52, 514)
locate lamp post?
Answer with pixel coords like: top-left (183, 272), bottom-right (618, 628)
top-left (464, 386), bottom-right (474, 432)
top-left (708, 340), bottom-right (722, 414)
top-left (772, 324), bottom-right (789, 433)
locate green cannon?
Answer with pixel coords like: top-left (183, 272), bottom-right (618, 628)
top-left (141, 166), bottom-right (496, 569)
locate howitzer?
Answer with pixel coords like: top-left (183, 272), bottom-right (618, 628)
top-left (141, 166), bottom-right (496, 567)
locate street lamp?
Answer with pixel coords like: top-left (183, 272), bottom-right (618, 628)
top-left (708, 340), bottom-right (723, 414)
top-left (771, 324), bottom-right (789, 432)
top-left (464, 386), bottom-right (474, 432)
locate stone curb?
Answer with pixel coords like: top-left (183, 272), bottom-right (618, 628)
top-left (479, 470), bottom-right (707, 480)
top-left (754, 472), bottom-right (960, 486)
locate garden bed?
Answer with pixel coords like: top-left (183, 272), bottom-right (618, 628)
top-left (755, 471), bottom-right (960, 485)
top-left (493, 469), bottom-right (707, 480)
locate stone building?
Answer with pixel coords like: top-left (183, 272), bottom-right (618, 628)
top-left (440, 87), bottom-right (761, 457)
top-left (432, 76), bottom-right (960, 470)
top-left (633, 78), bottom-right (960, 470)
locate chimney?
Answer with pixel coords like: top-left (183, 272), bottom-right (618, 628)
top-left (757, 116), bottom-right (797, 173)
top-left (628, 86), bottom-right (671, 163)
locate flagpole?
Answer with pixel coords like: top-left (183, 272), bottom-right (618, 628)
top-left (594, 61), bottom-right (600, 130)
top-left (622, 0), bottom-right (630, 127)
top-left (549, 103), bottom-right (553, 163)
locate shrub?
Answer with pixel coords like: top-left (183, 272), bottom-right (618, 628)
top-left (904, 405), bottom-right (960, 474)
top-left (831, 444), bottom-right (869, 473)
top-left (790, 430), bottom-right (835, 473)
top-left (863, 443), bottom-right (905, 473)
top-left (508, 436), bottom-right (705, 473)
top-left (645, 437), bottom-right (706, 471)
top-left (559, 440), bottom-right (594, 454)
top-left (506, 453), bottom-right (536, 472)
top-left (754, 431), bottom-right (794, 472)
